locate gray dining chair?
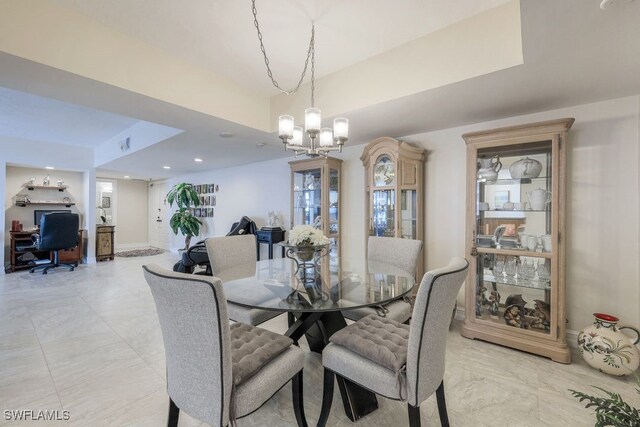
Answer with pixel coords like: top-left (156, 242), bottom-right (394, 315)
top-left (205, 235), bottom-right (283, 326)
top-left (319, 257), bottom-right (468, 427)
top-left (343, 236), bottom-right (423, 323)
top-left (143, 264), bottom-right (307, 427)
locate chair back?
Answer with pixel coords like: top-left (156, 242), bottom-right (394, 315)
top-left (205, 234), bottom-right (257, 278)
top-left (143, 264), bottom-right (232, 427)
top-left (406, 257), bottom-right (468, 406)
top-left (38, 213), bottom-right (79, 251)
top-left (368, 236), bottom-right (422, 274)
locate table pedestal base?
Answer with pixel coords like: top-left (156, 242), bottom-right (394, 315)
top-left (286, 311), bottom-right (379, 422)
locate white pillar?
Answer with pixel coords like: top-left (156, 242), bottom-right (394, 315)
top-left (83, 168), bottom-right (97, 263)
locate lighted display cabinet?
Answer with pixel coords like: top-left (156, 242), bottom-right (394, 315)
top-left (361, 137), bottom-right (426, 278)
top-left (460, 118), bottom-right (574, 363)
top-left (289, 157), bottom-right (342, 257)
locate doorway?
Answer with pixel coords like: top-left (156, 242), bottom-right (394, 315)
top-left (148, 180), bottom-right (171, 250)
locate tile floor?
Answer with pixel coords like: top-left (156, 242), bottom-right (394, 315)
top-left (0, 253), bottom-right (636, 426)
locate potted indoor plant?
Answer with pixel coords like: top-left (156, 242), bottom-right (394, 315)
top-left (570, 374), bottom-right (639, 426)
top-left (167, 183), bottom-right (202, 250)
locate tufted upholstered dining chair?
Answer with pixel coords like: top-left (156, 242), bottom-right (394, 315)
top-left (143, 264), bottom-right (307, 427)
top-left (343, 236), bottom-right (423, 323)
top-left (205, 235), bottom-right (283, 325)
top-left (320, 257), bottom-right (468, 427)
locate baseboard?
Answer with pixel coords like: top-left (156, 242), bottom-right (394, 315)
top-left (454, 305), bottom-right (579, 348)
top-left (115, 242), bottom-right (151, 251)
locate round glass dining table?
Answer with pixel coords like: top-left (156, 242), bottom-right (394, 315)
top-left (221, 255), bottom-right (416, 423)
top-left (221, 256), bottom-right (415, 314)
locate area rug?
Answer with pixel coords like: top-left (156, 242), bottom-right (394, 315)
top-left (115, 248), bottom-right (166, 258)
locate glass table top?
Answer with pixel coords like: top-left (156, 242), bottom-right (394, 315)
top-left (220, 257), bottom-right (416, 313)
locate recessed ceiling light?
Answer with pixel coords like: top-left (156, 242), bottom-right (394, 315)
top-left (124, 175), bottom-right (131, 179)
top-left (256, 143), bottom-right (266, 148)
top-left (163, 166), bottom-right (171, 170)
top-left (194, 158), bottom-right (203, 162)
top-left (219, 132), bottom-right (234, 138)
top-left (45, 166), bottom-right (55, 170)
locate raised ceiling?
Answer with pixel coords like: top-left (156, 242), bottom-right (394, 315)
top-left (0, 0), bottom-right (639, 180)
top-left (52, 0), bottom-right (511, 95)
top-left (0, 86), bottom-right (138, 147)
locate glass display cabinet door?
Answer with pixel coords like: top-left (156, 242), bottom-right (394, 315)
top-left (293, 168), bottom-right (322, 227)
top-left (371, 155), bottom-right (397, 237)
top-left (329, 167), bottom-right (340, 258)
top-left (400, 190), bottom-right (417, 239)
top-left (474, 141), bottom-right (556, 338)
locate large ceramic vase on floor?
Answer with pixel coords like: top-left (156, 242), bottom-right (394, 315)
top-left (578, 313), bottom-right (640, 376)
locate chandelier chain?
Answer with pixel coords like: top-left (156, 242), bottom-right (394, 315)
top-left (251, 0), bottom-right (315, 97)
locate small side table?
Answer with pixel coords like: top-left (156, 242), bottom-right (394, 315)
top-left (256, 228), bottom-right (286, 260)
top-left (96, 225), bottom-right (115, 261)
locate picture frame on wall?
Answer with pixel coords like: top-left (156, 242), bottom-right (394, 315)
top-left (101, 196), bottom-right (111, 208)
top-left (194, 208), bottom-right (201, 218)
top-left (211, 195), bottom-right (216, 206)
top-left (208, 208), bottom-right (214, 218)
top-left (215, 184), bottom-right (219, 192)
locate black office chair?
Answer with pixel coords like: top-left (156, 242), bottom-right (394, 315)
top-left (29, 213), bottom-right (80, 274)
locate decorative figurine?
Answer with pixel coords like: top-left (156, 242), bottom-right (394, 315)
top-left (304, 173), bottom-right (315, 190)
top-left (43, 175), bottom-right (50, 186)
top-left (505, 294), bottom-right (527, 308)
top-left (266, 211), bottom-right (280, 228)
top-left (57, 180), bottom-right (64, 187)
top-left (529, 299), bottom-right (551, 331)
top-left (504, 304), bottom-right (524, 328)
top-left (487, 290), bottom-right (501, 317)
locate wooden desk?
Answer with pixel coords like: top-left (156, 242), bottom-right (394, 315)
top-left (10, 229), bottom-right (85, 272)
top-left (255, 228), bottom-right (286, 260)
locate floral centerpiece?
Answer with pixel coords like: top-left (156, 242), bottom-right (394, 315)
top-left (287, 225), bottom-right (330, 262)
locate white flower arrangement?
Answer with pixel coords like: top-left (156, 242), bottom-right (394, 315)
top-left (288, 225), bottom-right (330, 247)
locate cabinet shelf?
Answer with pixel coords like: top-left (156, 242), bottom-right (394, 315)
top-left (16, 201), bottom-right (75, 207)
top-left (476, 247), bottom-right (553, 259)
top-left (482, 274), bottom-right (550, 290)
top-left (478, 209), bottom-right (548, 213)
top-left (478, 177), bottom-right (550, 186)
top-left (24, 185), bottom-right (68, 191)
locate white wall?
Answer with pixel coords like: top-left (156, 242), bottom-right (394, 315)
top-left (0, 137), bottom-right (97, 269)
top-left (168, 157), bottom-right (292, 258)
top-left (170, 95), bottom-right (640, 333)
top-left (115, 179), bottom-right (148, 249)
top-left (4, 166), bottom-right (86, 264)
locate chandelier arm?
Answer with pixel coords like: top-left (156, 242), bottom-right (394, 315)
top-left (251, 0), bottom-right (315, 95)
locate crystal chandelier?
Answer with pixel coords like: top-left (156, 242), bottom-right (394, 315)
top-left (251, 1), bottom-right (349, 157)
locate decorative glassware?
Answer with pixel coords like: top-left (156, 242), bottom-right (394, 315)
top-left (493, 259), bottom-right (505, 278)
top-left (504, 257), bottom-right (516, 281)
top-left (536, 261), bottom-right (551, 281)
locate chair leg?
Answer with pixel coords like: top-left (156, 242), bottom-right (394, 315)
top-left (317, 369), bottom-right (335, 427)
top-left (407, 403), bottom-right (421, 427)
top-left (436, 380), bottom-right (450, 427)
top-left (292, 370), bottom-right (308, 427)
top-left (167, 398), bottom-right (179, 427)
